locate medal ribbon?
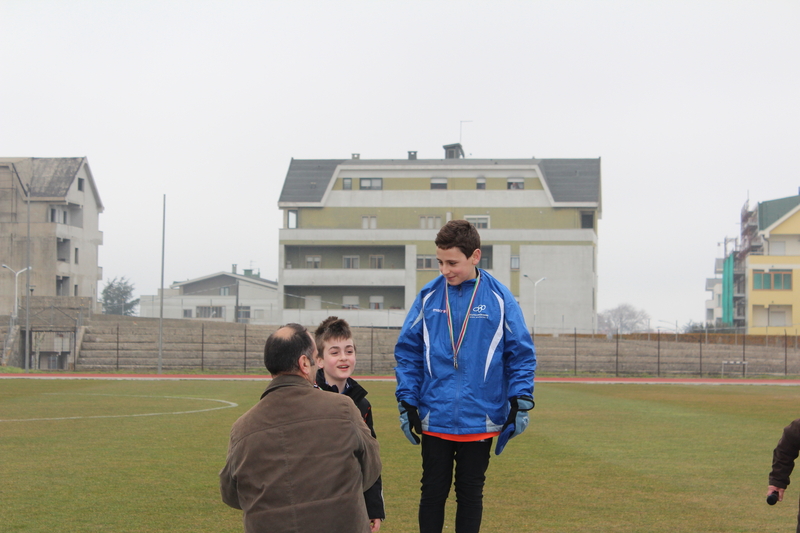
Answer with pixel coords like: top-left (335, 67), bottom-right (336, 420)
top-left (445, 270), bottom-right (481, 369)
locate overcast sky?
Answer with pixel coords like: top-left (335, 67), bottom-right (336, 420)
top-left (1, 0), bottom-right (797, 329)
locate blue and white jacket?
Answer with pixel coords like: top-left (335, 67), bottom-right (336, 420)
top-left (394, 269), bottom-right (536, 435)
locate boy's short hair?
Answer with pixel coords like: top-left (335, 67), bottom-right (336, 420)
top-left (435, 219), bottom-right (481, 259)
top-left (314, 316), bottom-right (356, 354)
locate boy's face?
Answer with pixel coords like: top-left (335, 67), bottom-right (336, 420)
top-left (316, 337), bottom-right (356, 382)
top-left (436, 246), bottom-right (481, 286)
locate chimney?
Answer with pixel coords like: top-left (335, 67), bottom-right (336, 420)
top-left (351, 153), bottom-right (360, 160)
top-left (443, 143), bottom-right (465, 159)
top-left (232, 264), bottom-right (237, 274)
top-left (408, 151), bottom-right (418, 160)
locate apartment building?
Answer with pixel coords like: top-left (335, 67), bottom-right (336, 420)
top-left (0, 157), bottom-right (103, 316)
top-left (139, 266), bottom-right (280, 324)
top-left (719, 192), bottom-right (800, 334)
top-left (277, 144), bottom-right (601, 333)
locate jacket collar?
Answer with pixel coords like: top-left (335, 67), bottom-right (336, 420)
top-left (260, 373), bottom-right (312, 399)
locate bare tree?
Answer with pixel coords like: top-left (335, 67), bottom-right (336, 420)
top-left (598, 304), bottom-right (650, 334)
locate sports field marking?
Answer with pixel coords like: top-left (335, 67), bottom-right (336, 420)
top-left (0, 393), bottom-right (238, 423)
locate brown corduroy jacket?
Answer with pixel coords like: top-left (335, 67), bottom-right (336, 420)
top-left (770, 418), bottom-right (800, 489)
top-left (220, 374), bottom-right (381, 533)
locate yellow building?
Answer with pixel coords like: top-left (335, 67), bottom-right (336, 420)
top-left (277, 144), bottom-right (602, 333)
top-left (743, 194), bottom-right (800, 335)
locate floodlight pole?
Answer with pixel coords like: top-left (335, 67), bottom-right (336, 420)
top-left (158, 194), bottom-right (166, 374)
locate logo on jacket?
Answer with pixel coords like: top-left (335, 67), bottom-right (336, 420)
top-left (470, 304), bottom-right (489, 319)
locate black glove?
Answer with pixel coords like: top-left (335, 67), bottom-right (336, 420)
top-left (398, 401), bottom-right (422, 444)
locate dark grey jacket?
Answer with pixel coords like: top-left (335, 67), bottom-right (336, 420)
top-left (220, 374), bottom-right (381, 533)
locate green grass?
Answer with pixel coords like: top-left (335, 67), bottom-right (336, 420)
top-left (1, 379), bottom-right (798, 532)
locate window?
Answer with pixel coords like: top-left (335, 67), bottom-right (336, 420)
top-left (63, 211), bottom-right (68, 224)
top-left (370, 255), bottom-right (384, 269)
top-left (417, 255), bottom-right (437, 270)
top-left (74, 284), bottom-right (78, 297)
top-left (74, 248), bottom-right (79, 264)
top-left (50, 208), bottom-right (56, 222)
top-left (305, 255), bottom-right (321, 269)
top-left (581, 211), bottom-right (595, 229)
top-left (196, 306), bottom-right (225, 318)
top-left (77, 178), bottom-right (84, 191)
top-left (237, 306), bottom-right (251, 322)
top-left (465, 216), bottom-right (489, 229)
top-left (183, 309), bottom-right (193, 318)
top-left (476, 178), bottom-right (486, 190)
top-left (287, 210), bottom-right (298, 229)
top-left (369, 296), bottom-right (384, 310)
top-left (362, 215), bottom-right (377, 229)
top-left (360, 178), bottom-right (382, 190)
top-left (753, 270), bottom-right (792, 290)
top-left (479, 257), bottom-right (491, 269)
top-left (342, 178), bottom-right (352, 190)
top-left (419, 215), bottom-right (441, 229)
top-left (430, 178), bottom-right (448, 190)
top-left (507, 178), bottom-right (524, 190)
top-left (342, 296), bottom-right (359, 309)
top-left (511, 256), bottom-right (520, 270)
top-left (343, 256), bottom-right (360, 269)
top-left (220, 287), bottom-right (229, 296)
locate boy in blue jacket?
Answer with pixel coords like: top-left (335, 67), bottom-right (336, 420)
top-left (394, 219), bottom-right (537, 533)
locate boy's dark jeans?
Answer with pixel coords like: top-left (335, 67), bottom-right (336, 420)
top-left (419, 434), bottom-right (492, 533)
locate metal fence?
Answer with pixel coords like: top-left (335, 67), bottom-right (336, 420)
top-left (533, 331), bottom-right (800, 377)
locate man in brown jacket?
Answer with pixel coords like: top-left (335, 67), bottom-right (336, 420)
top-left (220, 323), bottom-right (382, 533)
top-left (768, 417), bottom-right (800, 533)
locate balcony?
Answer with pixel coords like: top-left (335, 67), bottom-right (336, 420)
top-left (281, 268), bottom-right (406, 287)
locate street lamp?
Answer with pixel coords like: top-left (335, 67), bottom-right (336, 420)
top-left (657, 319), bottom-right (679, 342)
top-left (2, 264), bottom-right (30, 320)
top-left (523, 275), bottom-right (546, 334)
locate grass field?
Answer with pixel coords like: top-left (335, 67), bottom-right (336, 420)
top-left (1, 378), bottom-right (799, 532)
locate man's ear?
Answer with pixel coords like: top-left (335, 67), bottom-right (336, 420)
top-left (299, 355), bottom-right (311, 374)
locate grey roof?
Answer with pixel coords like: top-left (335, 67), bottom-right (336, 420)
top-left (537, 159), bottom-right (601, 203)
top-left (279, 159), bottom-right (346, 203)
top-left (278, 157), bottom-right (601, 204)
top-left (30, 158), bottom-right (85, 197)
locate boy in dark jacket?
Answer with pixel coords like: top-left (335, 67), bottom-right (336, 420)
top-left (315, 316), bottom-right (385, 532)
top-left (768, 417), bottom-right (800, 532)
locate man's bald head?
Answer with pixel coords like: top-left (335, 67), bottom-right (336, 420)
top-left (264, 323), bottom-right (317, 376)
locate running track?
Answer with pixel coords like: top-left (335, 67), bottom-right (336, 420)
top-left (2, 373), bottom-right (800, 385)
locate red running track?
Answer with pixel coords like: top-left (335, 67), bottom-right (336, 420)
top-left (2, 373), bottom-right (800, 385)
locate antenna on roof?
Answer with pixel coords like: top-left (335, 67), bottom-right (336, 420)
top-left (459, 120), bottom-right (472, 144)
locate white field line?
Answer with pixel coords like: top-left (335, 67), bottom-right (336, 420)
top-left (0, 393), bottom-right (238, 422)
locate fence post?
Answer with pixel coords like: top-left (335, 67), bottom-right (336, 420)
top-left (743, 332), bottom-right (746, 363)
top-left (201, 323), bottom-right (205, 372)
top-left (699, 339), bottom-right (702, 377)
top-left (116, 324), bottom-right (120, 371)
top-left (370, 327), bottom-right (374, 374)
top-left (574, 328), bottom-right (577, 376)
top-left (615, 329), bottom-right (619, 377)
top-left (657, 330), bottom-right (661, 377)
top-left (786, 330), bottom-right (789, 376)
top-left (244, 324), bottom-right (248, 373)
